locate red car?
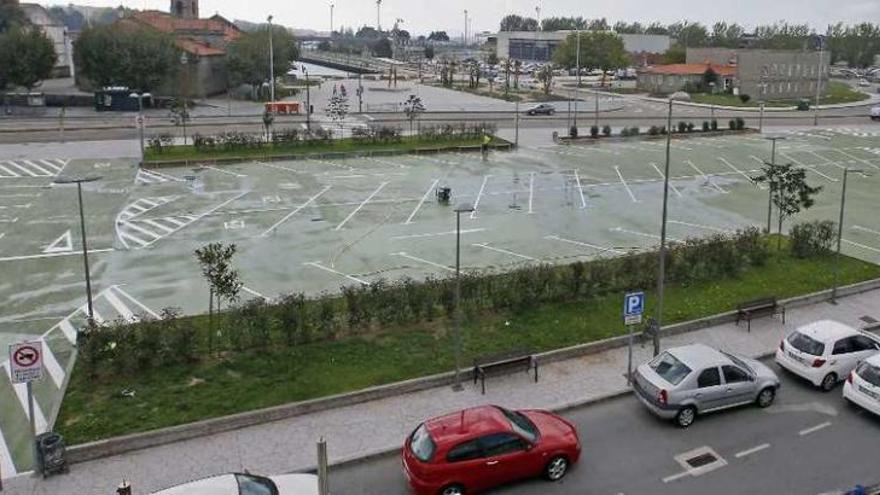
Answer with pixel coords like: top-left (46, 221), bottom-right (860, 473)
top-left (401, 405), bottom-right (581, 495)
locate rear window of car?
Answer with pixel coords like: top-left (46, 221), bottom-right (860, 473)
top-left (649, 352), bottom-right (692, 386)
top-left (857, 361), bottom-right (880, 387)
top-left (409, 423), bottom-right (436, 462)
top-left (497, 407), bottom-right (538, 443)
top-left (788, 331), bottom-right (825, 356)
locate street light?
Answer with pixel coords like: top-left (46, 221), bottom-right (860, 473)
top-left (129, 91), bottom-right (150, 166)
top-left (53, 175), bottom-right (101, 328)
top-left (179, 51), bottom-right (189, 146)
top-left (301, 65), bottom-right (311, 130)
top-left (814, 35), bottom-right (825, 127)
top-left (764, 136), bottom-right (786, 234)
top-left (463, 10), bottom-right (468, 46)
top-left (267, 15), bottom-right (275, 102)
top-left (708, 81), bottom-right (716, 122)
top-left (653, 98), bottom-right (674, 357)
top-left (452, 203), bottom-right (475, 391)
top-left (832, 168), bottom-right (869, 303)
top-left (573, 29), bottom-right (580, 129)
top-left (329, 2), bottom-right (334, 34)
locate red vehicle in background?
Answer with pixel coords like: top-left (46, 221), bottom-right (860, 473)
top-left (401, 405), bottom-right (581, 495)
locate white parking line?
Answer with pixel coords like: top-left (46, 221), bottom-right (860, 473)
top-left (669, 220), bottom-right (735, 233)
top-left (104, 289), bottom-right (135, 321)
top-left (686, 160), bottom-right (727, 194)
top-left (781, 152), bottom-right (838, 182)
top-left (472, 243), bottom-right (538, 261)
top-left (112, 285), bottom-right (161, 319)
top-left (23, 160), bottom-right (52, 175)
top-left (614, 166), bottom-right (638, 203)
top-left (611, 227), bottom-right (682, 243)
top-left (799, 421), bottom-right (832, 436)
top-left (843, 239), bottom-right (880, 254)
top-left (262, 185), bottom-right (332, 236)
top-left (544, 235), bottom-right (625, 255)
top-left (853, 225), bottom-right (880, 237)
top-left (392, 228), bottom-right (486, 240)
top-left (392, 252), bottom-right (455, 272)
top-left (202, 165), bottom-right (247, 177)
top-left (0, 164), bottom-right (20, 177)
top-left (734, 443), bottom-right (770, 458)
top-left (835, 149), bottom-right (880, 171)
top-left (573, 169), bottom-right (587, 208)
top-left (0, 248), bottom-right (114, 263)
top-left (405, 179), bottom-right (439, 225)
top-left (528, 172), bottom-right (535, 214)
top-left (335, 182), bottom-right (388, 230)
top-left (40, 341), bottom-right (65, 388)
top-left (650, 163), bottom-right (682, 198)
top-left (718, 157), bottom-right (764, 189)
top-left (471, 175), bottom-right (491, 219)
top-left (304, 261), bottom-right (369, 285)
top-left (0, 425), bottom-right (16, 476)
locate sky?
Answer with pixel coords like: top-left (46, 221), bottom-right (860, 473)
top-left (57, 0), bottom-right (880, 36)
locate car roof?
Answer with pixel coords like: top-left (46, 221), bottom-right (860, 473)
top-left (424, 405), bottom-right (512, 448)
top-left (150, 474), bottom-right (237, 494)
top-left (794, 320), bottom-right (859, 343)
top-left (667, 343), bottom-right (728, 369)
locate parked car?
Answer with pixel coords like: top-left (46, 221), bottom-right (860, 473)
top-left (871, 106), bottom-right (880, 121)
top-left (775, 320), bottom-right (880, 391)
top-left (150, 472), bottom-right (318, 495)
top-left (632, 344), bottom-right (780, 428)
top-left (526, 103), bottom-right (556, 116)
top-left (843, 352), bottom-right (880, 416)
top-left (401, 405), bottom-right (581, 495)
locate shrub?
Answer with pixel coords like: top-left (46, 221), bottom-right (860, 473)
top-left (790, 220), bottom-right (836, 258)
top-left (740, 94), bottom-right (751, 104)
top-left (147, 134), bottom-right (174, 154)
top-left (602, 125), bottom-right (612, 137)
top-left (686, 122), bottom-right (695, 132)
top-left (702, 121), bottom-right (710, 132)
top-left (728, 119), bottom-right (737, 130)
top-left (590, 125), bottom-right (599, 138)
top-left (659, 125), bottom-right (667, 135)
top-left (620, 127), bottom-right (630, 137)
top-left (648, 126), bottom-right (660, 136)
top-left (677, 121), bottom-right (688, 133)
top-left (710, 119), bottom-right (718, 131)
top-left (569, 126), bottom-right (579, 138)
top-left (735, 117), bottom-right (745, 130)
top-left (629, 126), bottom-right (639, 136)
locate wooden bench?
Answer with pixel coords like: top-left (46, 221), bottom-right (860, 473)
top-left (473, 351), bottom-right (538, 395)
top-left (736, 296), bottom-right (785, 332)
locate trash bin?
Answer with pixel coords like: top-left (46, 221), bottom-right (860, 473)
top-left (35, 432), bottom-right (68, 478)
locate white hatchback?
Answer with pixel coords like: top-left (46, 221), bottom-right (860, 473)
top-left (843, 353), bottom-right (880, 416)
top-left (150, 472), bottom-right (318, 495)
top-left (775, 320), bottom-right (880, 391)
top-left (872, 106), bottom-right (880, 121)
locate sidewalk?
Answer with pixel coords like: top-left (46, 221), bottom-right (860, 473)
top-left (4, 288), bottom-right (880, 495)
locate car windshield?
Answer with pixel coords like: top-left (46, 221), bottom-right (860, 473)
top-left (857, 362), bottom-right (880, 387)
top-left (235, 474), bottom-right (276, 495)
top-left (721, 351), bottom-right (754, 375)
top-left (648, 352), bottom-right (692, 386)
top-left (409, 423), bottom-right (436, 462)
top-left (788, 331), bottom-right (825, 356)
top-left (498, 407), bottom-right (539, 443)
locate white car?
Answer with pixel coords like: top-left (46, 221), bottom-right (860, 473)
top-left (775, 320), bottom-right (880, 391)
top-left (843, 352), bottom-right (880, 416)
top-left (871, 106), bottom-right (880, 121)
top-left (151, 472), bottom-right (318, 495)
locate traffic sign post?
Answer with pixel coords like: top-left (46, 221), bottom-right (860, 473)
top-left (9, 341), bottom-right (43, 470)
top-left (624, 292), bottom-right (645, 385)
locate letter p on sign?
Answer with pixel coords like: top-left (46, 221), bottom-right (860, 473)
top-left (624, 291), bottom-right (645, 326)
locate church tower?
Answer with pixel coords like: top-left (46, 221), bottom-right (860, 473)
top-left (170, 0), bottom-right (198, 19)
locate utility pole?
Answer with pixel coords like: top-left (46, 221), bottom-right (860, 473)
top-left (267, 15), bottom-right (275, 102)
top-left (814, 35), bottom-right (825, 126)
top-left (574, 29), bottom-right (580, 129)
top-left (463, 10), bottom-right (468, 46)
top-left (654, 99), bottom-right (674, 357)
top-left (832, 168), bottom-right (868, 303)
top-left (376, 0), bottom-right (382, 31)
top-left (452, 204), bottom-right (475, 391)
top-left (330, 2), bottom-right (334, 34)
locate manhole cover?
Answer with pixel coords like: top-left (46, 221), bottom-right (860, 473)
top-left (860, 315), bottom-right (878, 324)
top-left (685, 453), bottom-right (718, 469)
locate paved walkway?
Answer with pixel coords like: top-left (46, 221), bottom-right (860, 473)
top-left (4, 288), bottom-right (880, 495)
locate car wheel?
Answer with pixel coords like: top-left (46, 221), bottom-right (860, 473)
top-left (440, 484), bottom-right (465, 495)
top-left (544, 456), bottom-right (569, 481)
top-left (549, 110), bottom-right (556, 115)
top-left (756, 387), bottom-right (776, 408)
top-left (675, 406), bottom-right (697, 428)
top-left (821, 373), bottom-right (838, 392)
top-left (528, 111), bottom-right (535, 116)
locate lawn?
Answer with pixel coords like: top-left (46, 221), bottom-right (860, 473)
top-left (144, 135), bottom-right (499, 163)
top-left (56, 242), bottom-right (880, 445)
top-left (689, 81), bottom-right (869, 108)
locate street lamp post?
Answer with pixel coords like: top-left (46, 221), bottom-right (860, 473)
top-left (330, 2), bottom-right (334, 34)
top-left (129, 91), bottom-right (150, 166)
top-left (302, 65), bottom-right (311, 130)
top-left (452, 203), bottom-right (475, 391)
top-left (654, 98), bottom-right (674, 357)
top-left (764, 136), bottom-right (786, 234)
top-left (268, 15), bottom-right (275, 102)
top-left (814, 35), bottom-right (825, 127)
top-left (573, 29), bottom-right (580, 129)
top-left (832, 168), bottom-right (867, 303)
top-left (708, 81), bottom-right (716, 122)
top-left (53, 175), bottom-right (101, 328)
top-left (179, 52), bottom-right (189, 146)
top-left (463, 10), bottom-right (468, 46)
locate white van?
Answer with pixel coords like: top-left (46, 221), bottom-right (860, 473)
top-left (871, 106), bottom-right (880, 121)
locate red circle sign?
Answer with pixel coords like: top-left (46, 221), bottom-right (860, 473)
top-left (12, 345), bottom-right (39, 367)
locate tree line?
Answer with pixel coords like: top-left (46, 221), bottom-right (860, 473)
top-left (0, 3), bottom-right (56, 93)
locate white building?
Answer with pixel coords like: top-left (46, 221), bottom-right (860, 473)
top-left (19, 3), bottom-right (74, 78)
top-left (495, 30), bottom-right (670, 62)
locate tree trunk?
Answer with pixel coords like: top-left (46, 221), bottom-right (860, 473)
top-left (777, 212), bottom-right (784, 250)
top-left (207, 288), bottom-right (214, 356)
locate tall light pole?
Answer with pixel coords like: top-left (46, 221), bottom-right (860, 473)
top-left (53, 175), bottom-right (101, 328)
top-left (463, 10), bottom-right (468, 46)
top-left (376, 0), bottom-right (382, 31)
top-left (129, 91), bottom-right (150, 166)
top-left (654, 98), bottom-right (674, 357)
top-left (764, 136), bottom-right (786, 234)
top-left (302, 65), bottom-right (311, 130)
top-left (814, 35), bottom-right (825, 126)
top-left (832, 168), bottom-right (868, 303)
top-left (179, 51), bottom-right (189, 146)
top-left (267, 15), bottom-right (275, 102)
top-left (329, 2), bottom-right (334, 34)
top-left (573, 29), bottom-right (580, 128)
top-left (452, 203), bottom-right (475, 391)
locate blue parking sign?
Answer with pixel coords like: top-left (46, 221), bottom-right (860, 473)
top-left (624, 291), bottom-right (645, 325)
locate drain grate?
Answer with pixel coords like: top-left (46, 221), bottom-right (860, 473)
top-left (685, 453), bottom-right (718, 469)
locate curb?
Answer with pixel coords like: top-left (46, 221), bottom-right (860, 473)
top-left (62, 277), bottom-right (880, 466)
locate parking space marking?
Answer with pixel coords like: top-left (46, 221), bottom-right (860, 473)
top-left (242, 285), bottom-right (271, 302)
top-left (843, 239), bottom-right (880, 254)
top-left (650, 163), bottom-right (682, 198)
top-left (781, 152), bottom-right (838, 182)
top-left (392, 252), bottom-right (455, 272)
top-left (853, 225), bottom-right (880, 237)
top-left (303, 261), bottom-right (369, 285)
top-left (799, 421), bottom-right (832, 436)
top-left (611, 227), bottom-right (682, 244)
top-left (0, 163), bottom-right (20, 177)
top-left (470, 175), bottom-right (491, 219)
top-left (528, 172), bottom-right (535, 214)
top-left (262, 185), bottom-right (332, 236)
top-left (718, 157), bottom-right (764, 189)
top-left (836, 149), bottom-right (880, 170)
top-left (254, 160), bottom-right (304, 175)
top-left (335, 182), bottom-right (388, 230)
top-left (669, 220), bottom-right (735, 233)
top-left (686, 160), bottom-right (727, 194)
top-left (544, 235), bottom-right (625, 255)
top-left (405, 179), bottom-right (439, 225)
top-left (614, 166), bottom-right (638, 203)
top-left (0, 247), bottom-right (114, 263)
top-left (0, 421), bottom-right (15, 476)
top-left (201, 165), bottom-right (247, 177)
top-left (472, 243), bottom-right (537, 261)
top-left (392, 228), bottom-right (486, 240)
top-left (572, 169), bottom-right (587, 208)
top-left (734, 443), bottom-right (770, 458)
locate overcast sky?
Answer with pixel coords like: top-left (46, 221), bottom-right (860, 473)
top-left (60, 0), bottom-right (880, 36)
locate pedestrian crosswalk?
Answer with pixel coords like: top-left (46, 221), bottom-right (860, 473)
top-left (136, 168), bottom-right (185, 185)
top-left (0, 158), bottom-right (68, 178)
top-left (115, 195), bottom-right (197, 250)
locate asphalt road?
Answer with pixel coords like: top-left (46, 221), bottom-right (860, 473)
top-left (329, 357), bottom-right (880, 495)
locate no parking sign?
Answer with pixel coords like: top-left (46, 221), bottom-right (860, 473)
top-left (9, 341), bottom-right (43, 384)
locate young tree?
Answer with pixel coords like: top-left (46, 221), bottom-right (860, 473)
top-left (227, 26), bottom-right (299, 100)
top-left (427, 31), bottom-right (450, 42)
top-left (535, 64), bottom-right (554, 95)
top-left (553, 31), bottom-right (629, 87)
top-left (194, 242), bottom-right (242, 354)
top-left (326, 91), bottom-right (349, 135)
top-left (513, 60), bottom-right (522, 90)
top-left (502, 58), bottom-right (512, 95)
top-left (75, 24), bottom-right (178, 92)
top-left (752, 162), bottom-right (823, 247)
top-left (0, 27), bottom-right (56, 91)
top-left (402, 94), bottom-right (425, 135)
